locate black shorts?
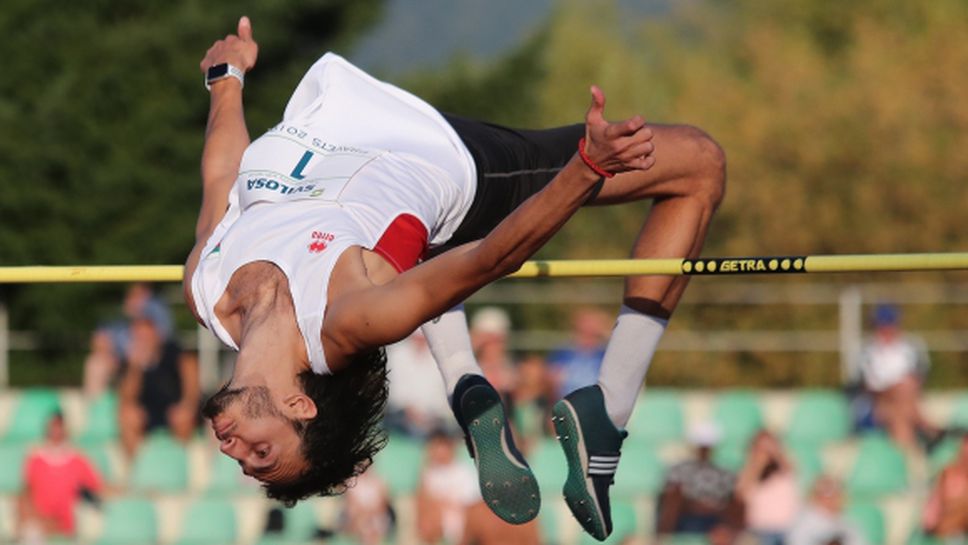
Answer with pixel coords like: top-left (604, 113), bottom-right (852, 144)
top-left (434, 115), bottom-right (603, 254)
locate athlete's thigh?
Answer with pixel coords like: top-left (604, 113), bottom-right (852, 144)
top-left (588, 123), bottom-right (717, 205)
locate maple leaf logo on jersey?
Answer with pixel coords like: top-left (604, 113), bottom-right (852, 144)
top-left (308, 231), bottom-right (335, 254)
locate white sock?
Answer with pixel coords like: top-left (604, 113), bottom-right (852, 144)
top-left (420, 304), bottom-right (484, 400)
top-left (597, 305), bottom-right (668, 429)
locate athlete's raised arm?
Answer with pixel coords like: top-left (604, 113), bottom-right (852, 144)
top-left (326, 87), bottom-right (656, 357)
top-left (184, 16), bottom-right (258, 315)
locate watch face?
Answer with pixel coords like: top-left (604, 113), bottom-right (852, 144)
top-left (207, 64), bottom-right (229, 80)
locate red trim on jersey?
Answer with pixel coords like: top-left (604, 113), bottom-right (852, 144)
top-left (373, 214), bottom-right (429, 272)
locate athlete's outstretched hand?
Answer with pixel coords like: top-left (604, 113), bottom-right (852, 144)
top-left (583, 85), bottom-right (655, 173)
top-left (200, 16), bottom-right (259, 74)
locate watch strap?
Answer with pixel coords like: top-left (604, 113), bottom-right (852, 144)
top-left (205, 63), bottom-right (245, 91)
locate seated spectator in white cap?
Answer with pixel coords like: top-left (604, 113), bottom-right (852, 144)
top-left (857, 304), bottom-right (938, 448)
top-left (658, 421), bottom-right (743, 542)
top-left (470, 307), bottom-right (515, 398)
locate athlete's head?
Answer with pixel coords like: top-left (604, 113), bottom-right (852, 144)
top-left (202, 348), bottom-right (389, 506)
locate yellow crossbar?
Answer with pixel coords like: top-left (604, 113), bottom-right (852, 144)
top-left (0, 253), bottom-right (965, 283)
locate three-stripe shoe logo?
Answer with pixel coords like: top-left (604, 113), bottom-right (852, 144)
top-left (588, 454), bottom-right (620, 476)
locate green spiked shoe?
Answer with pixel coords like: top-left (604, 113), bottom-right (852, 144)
top-left (551, 385), bottom-right (627, 541)
top-left (451, 374), bottom-right (540, 524)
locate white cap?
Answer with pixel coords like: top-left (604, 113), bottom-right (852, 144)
top-left (470, 307), bottom-right (511, 336)
top-left (687, 421), bottom-right (723, 447)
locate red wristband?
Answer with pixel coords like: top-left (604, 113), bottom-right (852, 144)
top-left (578, 137), bottom-right (615, 179)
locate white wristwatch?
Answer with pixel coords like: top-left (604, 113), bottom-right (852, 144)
top-left (205, 63), bottom-right (244, 91)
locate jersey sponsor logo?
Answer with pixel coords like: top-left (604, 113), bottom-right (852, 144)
top-left (308, 231), bottom-right (335, 254)
top-left (246, 177), bottom-right (322, 197)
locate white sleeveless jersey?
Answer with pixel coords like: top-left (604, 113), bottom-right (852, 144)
top-left (191, 53), bottom-right (476, 374)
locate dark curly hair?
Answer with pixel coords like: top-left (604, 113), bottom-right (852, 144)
top-left (263, 348), bottom-right (389, 506)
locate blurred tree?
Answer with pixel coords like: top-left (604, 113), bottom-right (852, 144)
top-left (2, 0), bottom-right (966, 386)
top-left (0, 1), bottom-right (382, 343)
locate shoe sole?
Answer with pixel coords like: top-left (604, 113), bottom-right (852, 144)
top-left (552, 398), bottom-right (609, 541)
top-left (460, 383), bottom-right (540, 524)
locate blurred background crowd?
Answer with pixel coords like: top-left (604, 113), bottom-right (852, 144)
top-left (2, 286), bottom-right (967, 545)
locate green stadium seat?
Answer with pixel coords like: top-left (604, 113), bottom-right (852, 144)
top-left (254, 502), bottom-right (321, 545)
top-left (787, 442), bottom-right (824, 490)
top-left (0, 443), bottom-right (27, 493)
top-left (79, 392), bottom-right (119, 443)
top-left (373, 434), bottom-right (424, 496)
top-left (612, 443), bottom-right (664, 498)
top-left (129, 435), bottom-right (188, 493)
top-left (4, 389), bottom-right (61, 443)
top-left (325, 536), bottom-right (364, 545)
top-left (78, 440), bottom-right (116, 484)
top-left (660, 536), bottom-right (711, 545)
top-left (176, 498), bottom-right (237, 545)
top-left (278, 501), bottom-right (321, 542)
top-left (948, 394), bottom-right (968, 429)
top-left (577, 500), bottom-right (636, 545)
top-left (205, 451), bottom-right (258, 496)
top-left (626, 390), bottom-right (684, 444)
top-left (928, 435), bottom-right (962, 476)
top-left (539, 501), bottom-right (562, 545)
top-left (786, 390), bottom-right (850, 445)
top-left (530, 437), bottom-right (567, 497)
top-left (846, 433), bottom-right (908, 497)
top-left (908, 530), bottom-right (945, 545)
top-left (712, 391), bottom-right (763, 445)
top-left (844, 502), bottom-right (885, 545)
top-left (712, 440), bottom-right (748, 473)
top-left (96, 497), bottom-right (158, 545)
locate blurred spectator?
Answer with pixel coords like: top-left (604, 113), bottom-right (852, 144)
top-left (470, 307), bottom-right (515, 397)
top-left (857, 304), bottom-right (937, 448)
top-left (658, 421), bottom-right (743, 542)
top-left (416, 430), bottom-right (479, 544)
top-left (787, 476), bottom-right (868, 545)
top-left (736, 430), bottom-right (801, 545)
top-left (509, 354), bottom-right (554, 452)
top-left (342, 467), bottom-right (395, 545)
top-left (17, 413), bottom-right (103, 542)
top-left (118, 316), bottom-right (199, 456)
top-left (82, 283), bottom-right (173, 398)
top-left (459, 500), bottom-right (540, 545)
top-left (386, 332), bottom-right (455, 437)
top-left (922, 434), bottom-right (968, 539)
top-left (548, 307), bottom-right (609, 398)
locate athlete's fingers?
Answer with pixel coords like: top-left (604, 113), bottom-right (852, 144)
top-left (624, 154), bottom-right (656, 171)
top-left (585, 85), bottom-right (607, 128)
top-left (619, 140), bottom-right (655, 161)
top-left (605, 115), bottom-right (647, 139)
top-left (238, 16), bottom-right (253, 42)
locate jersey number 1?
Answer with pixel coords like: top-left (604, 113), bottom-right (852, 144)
top-left (291, 151), bottom-right (313, 180)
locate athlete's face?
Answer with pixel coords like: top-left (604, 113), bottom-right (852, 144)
top-left (203, 384), bottom-right (309, 484)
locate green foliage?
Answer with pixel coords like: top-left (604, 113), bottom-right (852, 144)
top-left (2, 0), bottom-right (965, 387)
top-left (0, 0), bottom-right (382, 337)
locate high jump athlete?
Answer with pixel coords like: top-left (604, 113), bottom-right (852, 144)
top-left (185, 17), bottom-right (725, 540)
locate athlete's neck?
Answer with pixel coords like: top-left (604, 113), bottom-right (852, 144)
top-left (229, 267), bottom-right (311, 391)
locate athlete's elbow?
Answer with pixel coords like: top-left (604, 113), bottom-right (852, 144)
top-left (467, 247), bottom-right (520, 283)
